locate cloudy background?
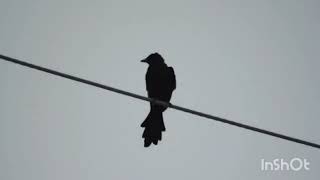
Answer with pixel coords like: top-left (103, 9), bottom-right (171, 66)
top-left (0, 0), bottom-right (319, 179)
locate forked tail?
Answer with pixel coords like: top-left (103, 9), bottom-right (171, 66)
top-left (141, 109), bottom-right (165, 147)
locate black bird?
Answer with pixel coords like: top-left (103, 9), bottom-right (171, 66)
top-left (140, 53), bottom-right (176, 147)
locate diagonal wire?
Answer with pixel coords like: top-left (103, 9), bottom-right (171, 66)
top-left (1, 54), bottom-right (319, 150)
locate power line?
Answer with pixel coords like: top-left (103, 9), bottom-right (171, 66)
top-left (1, 54), bottom-right (319, 150)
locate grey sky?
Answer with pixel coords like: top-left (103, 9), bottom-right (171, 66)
top-left (0, 0), bottom-right (319, 179)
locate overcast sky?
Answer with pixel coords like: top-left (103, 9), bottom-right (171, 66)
top-left (0, 0), bottom-right (319, 179)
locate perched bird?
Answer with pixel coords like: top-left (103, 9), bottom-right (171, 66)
top-left (140, 53), bottom-right (176, 147)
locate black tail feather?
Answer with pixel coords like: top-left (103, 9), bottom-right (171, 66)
top-left (141, 110), bottom-right (165, 147)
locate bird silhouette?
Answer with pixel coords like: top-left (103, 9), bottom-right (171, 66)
top-left (140, 53), bottom-right (176, 147)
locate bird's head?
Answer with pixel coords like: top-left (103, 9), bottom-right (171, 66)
top-left (140, 52), bottom-right (164, 65)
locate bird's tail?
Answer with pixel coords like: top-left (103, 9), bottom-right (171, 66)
top-left (141, 109), bottom-right (165, 147)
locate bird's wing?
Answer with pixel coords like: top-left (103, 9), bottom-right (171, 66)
top-left (167, 67), bottom-right (176, 91)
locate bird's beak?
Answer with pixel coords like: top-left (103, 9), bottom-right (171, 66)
top-left (141, 59), bottom-right (147, 63)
